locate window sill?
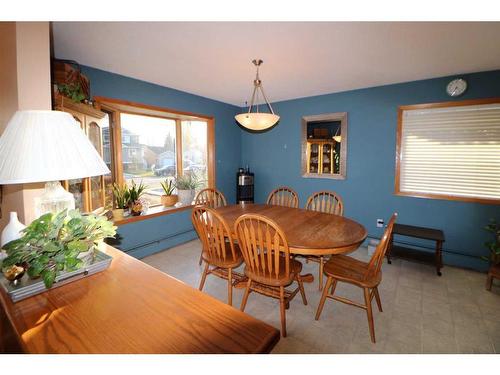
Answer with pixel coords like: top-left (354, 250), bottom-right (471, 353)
top-left (113, 204), bottom-right (194, 226)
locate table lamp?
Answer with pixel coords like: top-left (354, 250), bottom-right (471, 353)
top-left (0, 110), bottom-right (110, 218)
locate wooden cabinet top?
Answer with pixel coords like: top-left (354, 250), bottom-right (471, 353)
top-left (54, 94), bottom-right (106, 119)
top-left (0, 245), bottom-right (280, 353)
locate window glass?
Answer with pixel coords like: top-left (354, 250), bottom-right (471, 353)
top-left (120, 113), bottom-right (177, 206)
top-left (181, 120), bottom-right (208, 189)
top-left (398, 102), bottom-right (500, 202)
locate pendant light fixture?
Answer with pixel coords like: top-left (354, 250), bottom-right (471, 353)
top-left (235, 59), bottom-right (280, 131)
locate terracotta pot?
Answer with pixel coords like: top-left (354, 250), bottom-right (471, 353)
top-left (161, 194), bottom-right (178, 207)
top-left (112, 208), bottom-right (125, 220)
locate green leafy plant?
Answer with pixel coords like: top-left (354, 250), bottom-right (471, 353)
top-left (128, 180), bottom-right (147, 203)
top-left (483, 219), bottom-right (500, 265)
top-left (57, 82), bottom-right (86, 103)
top-left (112, 183), bottom-right (130, 209)
top-left (1, 210), bottom-right (116, 288)
top-left (160, 179), bottom-right (176, 196)
top-left (175, 174), bottom-right (202, 190)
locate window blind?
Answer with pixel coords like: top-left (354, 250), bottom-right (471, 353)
top-left (398, 103), bottom-right (500, 202)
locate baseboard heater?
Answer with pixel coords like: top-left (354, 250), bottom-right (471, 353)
top-left (119, 228), bottom-right (196, 253)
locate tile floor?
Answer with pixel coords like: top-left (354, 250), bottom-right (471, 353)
top-left (142, 240), bottom-right (500, 354)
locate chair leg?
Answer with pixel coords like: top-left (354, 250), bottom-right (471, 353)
top-left (198, 251), bottom-right (203, 266)
top-left (240, 278), bottom-right (252, 312)
top-left (373, 287), bottom-right (383, 312)
top-left (227, 268), bottom-right (233, 306)
top-left (199, 263), bottom-right (209, 290)
top-left (318, 256), bottom-right (324, 291)
top-left (199, 262), bottom-right (209, 291)
top-left (364, 287), bottom-right (376, 343)
top-left (315, 276), bottom-right (333, 320)
top-left (279, 286), bottom-right (287, 337)
top-left (330, 279), bottom-right (338, 295)
top-left (486, 274), bottom-right (493, 291)
top-left (296, 275), bottom-right (308, 305)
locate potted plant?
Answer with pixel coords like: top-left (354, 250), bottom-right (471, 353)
top-left (484, 219), bottom-right (500, 289)
top-left (1, 209), bottom-right (116, 288)
top-left (175, 174), bottom-right (201, 205)
top-left (112, 183), bottom-right (130, 220)
top-left (128, 180), bottom-right (147, 216)
top-left (160, 179), bottom-right (178, 207)
top-left (57, 82), bottom-right (86, 103)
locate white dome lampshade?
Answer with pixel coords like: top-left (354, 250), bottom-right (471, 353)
top-left (235, 59), bottom-right (279, 131)
top-left (234, 113), bottom-right (280, 131)
top-left (0, 110), bottom-right (110, 217)
top-left (0, 110), bottom-right (109, 183)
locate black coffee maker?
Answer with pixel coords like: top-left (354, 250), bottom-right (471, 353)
top-left (236, 166), bottom-right (254, 204)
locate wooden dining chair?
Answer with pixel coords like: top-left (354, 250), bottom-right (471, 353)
top-left (266, 186), bottom-right (299, 208)
top-left (194, 188), bottom-right (227, 208)
top-left (235, 214), bottom-right (307, 337)
top-left (191, 205), bottom-right (243, 306)
top-left (305, 191), bottom-right (344, 290)
top-left (194, 188), bottom-right (228, 265)
top-left (315, 213), bottom-right (397, 343)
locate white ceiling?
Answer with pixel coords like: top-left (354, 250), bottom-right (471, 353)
top-left (52, 22), bottom-right (500, 106)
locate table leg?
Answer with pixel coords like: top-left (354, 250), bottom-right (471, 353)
top-left (436, 240), bottom-right (443, 276)
top-left (300, 273), bottom-right (314, 283)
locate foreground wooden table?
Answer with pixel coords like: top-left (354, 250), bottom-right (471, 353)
top-left (216, 203), bottom-right (367, 256)
top-left (0, 244), bottom-right (279, 353)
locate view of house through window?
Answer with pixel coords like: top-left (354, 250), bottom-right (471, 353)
top-left (120, 113), bottom-right (177, 206)
top-left (181, 120), bottom-right (208, 188)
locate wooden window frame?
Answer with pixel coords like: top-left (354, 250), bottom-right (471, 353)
top-left (395, 97), bottom-right (500, 205)
top-left (95, 97), bottom-right (216, 206)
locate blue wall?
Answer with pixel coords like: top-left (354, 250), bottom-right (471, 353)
top-left (83, 65), bottom-right (499, 271)
top-left (241, 70), bottom-right (500, 271)
top-left (81, 66), bottom-right (242, 256)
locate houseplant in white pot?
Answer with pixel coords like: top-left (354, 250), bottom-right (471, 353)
top-left (112, 183), bottom-right (130, 220)
top-left (175, 174), bottom-right (201, 206)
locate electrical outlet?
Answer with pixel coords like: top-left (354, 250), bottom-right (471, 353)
top-left (376, 219), bottom-right (384, 228)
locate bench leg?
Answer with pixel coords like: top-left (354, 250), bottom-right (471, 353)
top-left (386, 234), bottom-right (394, 264)
top-left (436, 240), bottom-right (443, 276)
top-left (486, 273), bottom-right (493, 291)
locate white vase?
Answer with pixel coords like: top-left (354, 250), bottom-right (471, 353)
top-left (1, 212), bottom-right (26, 248)
top-left (178, 189), bottom-right (195, 206)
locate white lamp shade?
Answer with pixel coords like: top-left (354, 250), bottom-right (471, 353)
top-left (235, 113), bottom-right (280, 131)
top-left (0, 110), bottom-right (110, 184)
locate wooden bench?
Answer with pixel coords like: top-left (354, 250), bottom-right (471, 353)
top-left (386, 223), bottom-right (445, 276)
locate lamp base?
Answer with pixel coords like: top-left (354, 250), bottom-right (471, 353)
top-left (34, 181), bottom-right (76, 218)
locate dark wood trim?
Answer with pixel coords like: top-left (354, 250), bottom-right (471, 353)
top-left (207, 118), bottom-right (216, 188)
top-left (398, 97), bottom-right (500, 111)
top-left (394, 190), bottom-right (500, 205)
top-left (395, 97), bottom-right (500, 205)
top-left (94, 96), bottom-right (214, 120)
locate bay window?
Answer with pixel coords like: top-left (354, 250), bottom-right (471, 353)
top-left (96, 98), bottom-right (215, 208)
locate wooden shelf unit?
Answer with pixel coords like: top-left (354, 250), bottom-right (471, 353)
top-left (54, 94), bottom-right (108, 212)
top-left (306, 139), bottom-right (338, 175)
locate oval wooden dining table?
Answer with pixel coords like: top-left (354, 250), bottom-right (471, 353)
top-left (214, 203), bottom-right (368, 285)
top-left (216, 203), bottom-right (367, 255)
